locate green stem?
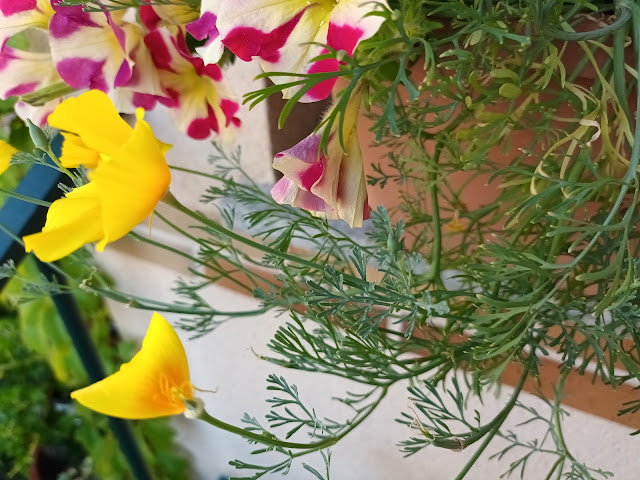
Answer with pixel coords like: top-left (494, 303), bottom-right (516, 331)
top-left (0, 220), bottom-right (260, 318)
top-left (551, 369), bottom-right (573, 459)
top-left (194, 386), bottom-right (388, 453)
top-left (161, 192), bottom-right (414, 302)
top-left (0, 187), bottom-right (52, 207)
top-left (543, 5), bottom-right (631, 41)
top-left (168, 163), bottom-right (373, 255)
top-left (162, 192), bottom-right (321, 270)
top-left (91, 284), bottom-right (265, 317)
top-left (197, 408), bottom-right (337, 450)
top-left (20, 82), bottom-right (75, 106)
top-left (613, 22), bottom-right (632, 123)
top-left (128, 230), bottom-right (255, 294)
top-left (45, 147), bottom-right (75, 181)
top-left (168, 164), bottom-right (220, 179)
top-left (543, 456), bottom-right (565, 480)
top-left (453, 366), bottom-right (529, 480)
top-left (34, 255), bottom-right (260, 317)
top-left (153, 210), bottom-right (280, 290)
top-left (429, 142), bottom-right (443, 284)
top-left (296, 385), bottom-right (388, 456)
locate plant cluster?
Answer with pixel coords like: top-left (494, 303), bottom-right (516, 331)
top-left (2, 0), bottom-right (640, 478)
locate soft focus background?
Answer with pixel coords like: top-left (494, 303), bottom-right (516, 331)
top-left (90, 61), bottom-right (639, 479)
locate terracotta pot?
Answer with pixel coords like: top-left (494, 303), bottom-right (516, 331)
top-left (359, 20), bottom-right (634, 234)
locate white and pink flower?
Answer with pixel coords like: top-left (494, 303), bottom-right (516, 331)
top-left (0, 31), bottom-right (62, 125)
top-left (139, 3), bottom-right (200, 30)
top-left (14, 98), bottom-right (61, 126)
top-left (144, 27), bottom-right (240, 140)
top-left (195, 0), bottom-right (387, 102)
top-left (271, 88), bottom-right (369, 227)
top-left (0, 46), bottom-right (60, 100)
top-left (185, 0), bottom-right (224, 66)
top-left (0, 0), bottom-right (53, 46)
top-left (48, 5), bottom-right (134, 93)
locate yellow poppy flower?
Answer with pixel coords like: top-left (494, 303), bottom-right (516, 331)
top-left (71, 312), bottom-right (194, 419)
top-left (23, 90), bottom-right (171, 262)
top-left (0, 139), bottom-right (17, 175)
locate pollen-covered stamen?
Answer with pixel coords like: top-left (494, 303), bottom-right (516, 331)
top-left (166, 379), bottom-right (194, 404)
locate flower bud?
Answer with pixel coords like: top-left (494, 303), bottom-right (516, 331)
top-left (26, 119), bottom-right (50, 151)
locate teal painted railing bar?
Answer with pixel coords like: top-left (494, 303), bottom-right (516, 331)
top-left (38, 262), bottom-right (154, 480)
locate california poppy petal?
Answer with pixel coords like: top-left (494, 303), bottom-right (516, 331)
top-left (24, 91), bottom-right (172, 261)
top-left (47, 90), bottom-right (132, 157)
top-left (0, 139), bottom-right (17, 175)
top-left (91, 109), bottom-right (171, 250)
top-left (23, 183), bottom-right (103, 262)
top-left (59, 132), bottom-right (102, 169)
top-left (71, 313), bottom-right (192, 419)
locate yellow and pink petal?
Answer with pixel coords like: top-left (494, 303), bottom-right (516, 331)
top-left (271, 84), bottom-right (370, 227)
top-left (271, 132), bottom-right (370, 227)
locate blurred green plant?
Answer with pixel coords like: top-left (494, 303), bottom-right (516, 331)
top-left (0, 255), bottom-right (190, 480)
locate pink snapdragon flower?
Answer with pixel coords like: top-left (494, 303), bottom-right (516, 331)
top-left (144, 27), bottom-right (240, 140)
top-left (48, 5), bottom-right (135, 93)
top-left (271, 88), bottom-right (369, 227)
top-left (0, 0), bottom-right (59, 124)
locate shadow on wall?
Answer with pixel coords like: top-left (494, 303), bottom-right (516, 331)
top-left (266, 81), bottom-right (332, 180)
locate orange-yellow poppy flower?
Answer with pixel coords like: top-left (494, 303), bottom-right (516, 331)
top-left (22, 90), bottom-right (171, 262)
top-left (0, 139), bottom-right (17, 175)
top-left (71, 312), bottom-right (193, 419)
